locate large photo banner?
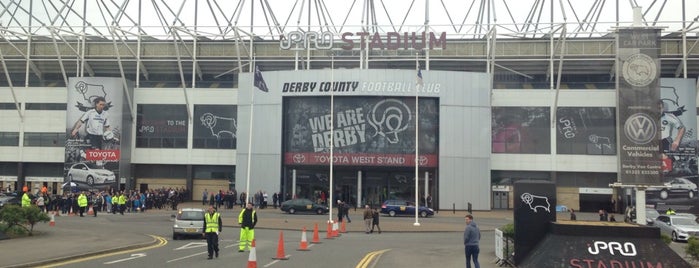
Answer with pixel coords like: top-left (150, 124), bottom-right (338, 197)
top-left (283, 96), bottom-right (439, 167)
top-left (646, 79), bottom-right (698, 209)
top-left (492, 107), bottom-right (550, 154)
top-left (616, 28), bottom-right (662, 185)
top-left (65, 77), bottom-right (124, 192)
top-left (556, 107), bottom-right (616, 155)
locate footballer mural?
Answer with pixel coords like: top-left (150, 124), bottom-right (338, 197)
top-left (65, 78), bottom-right (130, 192)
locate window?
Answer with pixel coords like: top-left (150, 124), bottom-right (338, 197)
top-left (23, 133), bottom-right (63, 147)
top-left (0, 132), bottom-right (19, 146)
top-left (25, 103), bottom-right (66, 110)
top-left (0, 103), bottom-right (20, 110)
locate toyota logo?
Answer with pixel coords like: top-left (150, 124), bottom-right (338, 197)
top-left (418, 156), bottom-right (429, 166)
top-left (293, 154), bottom-right (306, 163)
top-left (623, 113), bottom-right (656, 144)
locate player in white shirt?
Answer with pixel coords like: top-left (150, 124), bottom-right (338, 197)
top-left (660, 100), bottom-right (685, 173)
top-left (71, 96), bottom-right (112, 149)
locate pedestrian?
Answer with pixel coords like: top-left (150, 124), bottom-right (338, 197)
top-left (569, 209), bottom-right (576, 220)
top-left (371, 208), bottom-right (382, 234)
top-left (238, 202), bottom-right (258, 252)
top-left (77, 191), bottom-right (88, 217)
top-left (21, 189), bottom-right (31, 207)
top-left (666, 208), bottom-right (676, 215)
top-left (464, 214), bottom-right (481, 268)
top-left (337, 200), bottom-right (345, 223)
top-left (204, 205), bottom-right (222, 259)
top-left (90, 192), bottom-right (97, 217)
top-left (36, 194), bottom-right (45, 212)
top-left (202, 189), bottom-right (208, 206)
top-left (363, 205), bottom-right (373, 234)
top-left (343, 201), bottom-right (352, 223)
top-left (609, 214), bottom-right (616, 222)
top-left (272, 192), bottom-right (279, 209)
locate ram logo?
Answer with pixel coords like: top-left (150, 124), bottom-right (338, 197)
top-left (521, 193), bottom-right (551, 213)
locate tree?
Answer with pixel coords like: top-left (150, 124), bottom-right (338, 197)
top-left (0, 205), bottom-right (50, 236)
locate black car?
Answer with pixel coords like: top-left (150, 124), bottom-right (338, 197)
top-left (381, 199), bottom-right (434, 217)
top-left (280, 198), bottom-right (329, 214)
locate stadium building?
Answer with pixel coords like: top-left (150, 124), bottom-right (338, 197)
top-left (0, 1), bottom-right (698, 212)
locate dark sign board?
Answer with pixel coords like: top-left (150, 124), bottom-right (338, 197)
top-left (136, 104), bottom-right (188, 138)
top-left (193, 105), bottom-right (237, 149)
top-left (556, 107), bottom-right (616, 155)
top-left (514, 180), bottom-right (556, 266)
top-left (492, 107), bottom-right (550, 154)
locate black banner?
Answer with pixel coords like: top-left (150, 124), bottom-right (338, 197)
top-left (492, 107), bottom-right (550, 154)
top-left (136, 104), bottom-right (188, 148)
top-left (556, 107), bottom-right (616, 155)
top-left (617, 28), bottom-right (662, 185)
top-left (193, 105), bottom-right (237, 149)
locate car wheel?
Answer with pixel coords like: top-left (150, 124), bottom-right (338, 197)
top-left (389, 210), bottom-right (396, 217)
top-left (86, 176), bottom-right (95, 186)
top-left (316, 208), bottom-right (324, 215)
top-left (689, 191), bottom-right (695, 199)
top-left (420, 211), bottom-right (428, 218)
top-left (289, 208), bottom-right (296, 214)
top-left (672, 231), bottom-right (678, 242)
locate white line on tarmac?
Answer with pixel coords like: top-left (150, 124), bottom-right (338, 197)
top-left (166, 251), bottom-right (207, 263)
top-left (224, 243), bottom-right (241, 249)
top-left (263, 255), bottom-right (291, 268)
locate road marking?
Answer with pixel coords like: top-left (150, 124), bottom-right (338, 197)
top-left (355, 249), bottom-right (391, 268)
top-left (224, 242), bottom-right (241, 249)
top-left (36, 235), bottom-right (167, 268)
top-left (175, 242), bottom-right (207, 250)
top-left (103, 253), bottom-right (146, 264)
top-left (263, 255), bottom-right (291, 268)
top-left (166, 251), bottom-right (208, 263)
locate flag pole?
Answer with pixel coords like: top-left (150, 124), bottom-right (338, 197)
top-left (328, 54), bottom-right (335, 224)
top-left (414, 53), bottom-right (421, 227)
top-left (245, 56), bottom-right (256, 204)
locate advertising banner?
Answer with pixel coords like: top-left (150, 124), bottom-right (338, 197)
top-left (65, 77), bottom-right (125, 192)
top-left (492, 107), bottom-right (550, 154)
top-left (556, 107), bottom-right (616, 155)
top-left (283, 96), bottom-right (438, 167)
top-left (193, 105), bottom-right (237, 149)
top-left (616, 28), bottom-right (662, 185)
top-left (136, 104), bottom-right (188, 148)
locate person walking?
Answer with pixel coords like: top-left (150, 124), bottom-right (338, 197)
top-left (371, 208), bottom-right (382, 234)
top-left (204, 205), bottom-right (222, 259)
top-left (363, 205), bottom-right (373, 234)
top-left (569, 209), bottom-right (577, 220)
top-left (464, 214), bottom-right (481, 268)
top-left (118, 192), bottom-right (127, 215)
top-left (77, 191), bottom-right (88, 217)
top-left (21, 190), bottom-right (31, 207)
top-left (337, 200), bottom-right (345, 223)
top-left (202, 189), bottom-right (208, 206)
top-left (238, 202), bottom-right (258, 252)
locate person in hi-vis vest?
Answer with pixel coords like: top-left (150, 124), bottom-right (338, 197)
top-left (203, 205), bottom-right (222, 259)
top-left (238, 202), bottom-right (258, 252)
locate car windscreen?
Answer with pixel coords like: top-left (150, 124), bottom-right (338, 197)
top-left (673, 217), bottom-right (697, 225)
top-left (177, 211), bottom-right (204, 220)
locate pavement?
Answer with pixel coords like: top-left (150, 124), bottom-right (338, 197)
top-left (0, 202), bottom-right (606, 268)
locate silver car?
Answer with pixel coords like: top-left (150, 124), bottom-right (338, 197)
top-left (653, 215), bottom-right (699, 242)
top-left (172, 208), bottom-right (205, 240)
top-left (67, 163), bottom-right (116, 186)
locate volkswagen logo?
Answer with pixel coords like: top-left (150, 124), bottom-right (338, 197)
top-left (293, 154), bottom-right (306, 163)
top-left (623, 113), bottom-right (656, 144)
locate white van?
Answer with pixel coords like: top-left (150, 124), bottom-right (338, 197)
top-left (172, 208), bottom-right (205, 240)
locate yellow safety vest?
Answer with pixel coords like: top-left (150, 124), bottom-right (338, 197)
top-left (205, 212), bottom-right (220, 233)
top-left (22, 193), bottom-right (31, 207)
top-left (118, 195), bottom-right (126, 205)
top-left (78, 194), bottom-right (88, 207)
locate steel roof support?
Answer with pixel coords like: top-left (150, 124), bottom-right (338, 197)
top-left (109, 26), bottom-right (135, 121)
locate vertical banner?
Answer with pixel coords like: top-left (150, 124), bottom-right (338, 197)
top-left (617, 28), bottom-right (661, 185)
top-left (65, 77), bottom-right (126, 192)
top-left (514, 180), bottom-right (556, 265)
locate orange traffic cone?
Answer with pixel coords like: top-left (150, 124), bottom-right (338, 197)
top-left (272, 231), bottom-right (289, 260)
top-left (87, 206), bottom-right (94, 215)
top-left (247, 239), bottom-right (257, 268)
top-left (340, 220), bottom-right (347, 233)
top-left (325, 221), bottom-right (334, 239)
top-left (311, 223), bottom-right (321, 244)
top-left (49, 212), bottom-right (56, 227)
top-left (297, 227), bottom-right (310, 251)
top-left (332, 221), bottom-right (340, 237)
top-left (69, 207), bottom-right (75, 216)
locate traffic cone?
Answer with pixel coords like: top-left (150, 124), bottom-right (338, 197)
top-left (69, 207), bottom-right (75, 216)
top-left (325, 221), bottom-right (334, 239)
top-left (297, 227), bottom-right (310, 251)
top-left (311, 223), bottom-right (321, 244)
top-left (247, 239), bottom-right (257, 268)
top-left (49, 212), bottom-right (56, 227)
top-left (340, 219), bottom-right (347, 233)
top-left (272, 231), bottom-right (289, 260)
top-left (332, 221), bottom-right (340, 237)
top-left (87, 206), bottom-right (94, 215)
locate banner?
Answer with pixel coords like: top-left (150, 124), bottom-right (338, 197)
top-left (65, 78), bottom-right (124, 191)
top-left (136, 104), bottom-right (188, 148)
top-left (616, 28), bottom-right (662, 185)
top-left (193, 105), bottom-right (237, 149)
top-left (492, 107), bottom-right (550, 154)
top-left (283, 96), bottom-right (438, 166)
top-left (556, 107), bottom-right (616, 155)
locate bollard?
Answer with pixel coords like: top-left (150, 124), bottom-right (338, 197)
top-left (452, 203), bottom-right (455, 214)
top-left (468, 202), bottom-right (472, 214)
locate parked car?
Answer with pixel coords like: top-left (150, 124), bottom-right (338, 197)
top-left (280, 198), bottom-right (329, 214)
top-left (67, 163), bottom-right (116, 186)
top-left (172, 208), bottom-right (205, 240)
top-left (652, 215), bottom-right (699, 242)
top-left (0, 195), bottom-right (21, 209)
top-left (381, 199), bottom-right (434, 217)
top-left (647, 177), bottom-right (698, 200)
